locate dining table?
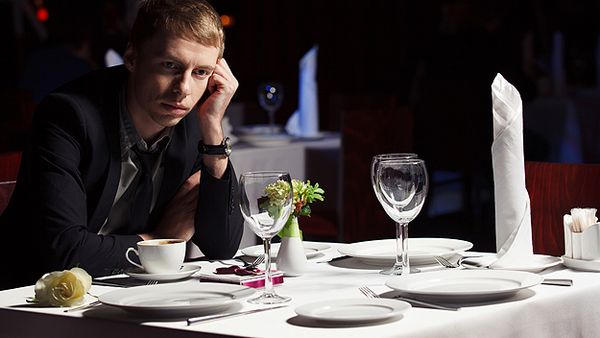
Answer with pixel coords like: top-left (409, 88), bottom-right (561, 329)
top-left (1, 240), bottom-right (599, 338)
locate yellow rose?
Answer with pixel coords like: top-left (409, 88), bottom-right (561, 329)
top-left (34, 267), bottom-right (92, 307)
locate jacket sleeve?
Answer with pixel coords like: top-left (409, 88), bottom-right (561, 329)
top-left (22, 93), bottom-right (141, 278)
top-left (192, 160), bottom-right (244, 259)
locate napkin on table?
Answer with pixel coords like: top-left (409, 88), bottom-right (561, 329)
top-left (285, 45), bottom-right (319, 137)
top-left (465, 73), bottom-right (535, 269)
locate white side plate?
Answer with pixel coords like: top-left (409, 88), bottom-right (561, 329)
top-left (241, 241), bottom-right (331, 259)
top-left (295, 298), bottom-right (411, 323)
top-left (562, 255), bottom-right (600, 272)
top-left (462, 254), bottom-right (562, 273)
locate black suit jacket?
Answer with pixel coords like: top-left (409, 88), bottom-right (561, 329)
top-left (1, 66), bottom-right (243, 288)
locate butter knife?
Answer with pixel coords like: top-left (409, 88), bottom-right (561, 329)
top-left (187, 305), bottom-right (288, 325)
top-left (64, 300), bottom-right (101, 312)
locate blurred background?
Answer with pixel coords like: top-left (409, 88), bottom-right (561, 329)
top-left (1, 0), bottom-right (599, 251)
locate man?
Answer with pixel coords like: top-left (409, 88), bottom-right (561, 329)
top-left (1, 0), bottom-right (243, 289)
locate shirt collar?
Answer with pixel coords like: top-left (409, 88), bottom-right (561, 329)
top-left (119, 85), bottom-right (171, 158)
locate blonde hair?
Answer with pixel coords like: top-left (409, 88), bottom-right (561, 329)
top-left (129, 0), bottom-right (225, 57)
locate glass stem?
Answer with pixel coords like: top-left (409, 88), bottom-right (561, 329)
top-left (263, 238), bottom-right (273, 294)
top-left (394, 222), bottom-right (410, 274)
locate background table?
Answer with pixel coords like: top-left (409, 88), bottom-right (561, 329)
top-left (188, 134), bottom-right (341, 258)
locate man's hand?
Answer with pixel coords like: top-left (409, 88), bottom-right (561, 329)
top-left (197, 58), bottom-right (238, 178)
top-left (140, 171), bottom-right (201, 241)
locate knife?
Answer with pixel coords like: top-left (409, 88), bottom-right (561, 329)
top-left (187, 305), bottom-right (288, 325)
top-left (393, 296), bottom-right (460, 311)
top-left (541, 278), bottom-right (573, 286)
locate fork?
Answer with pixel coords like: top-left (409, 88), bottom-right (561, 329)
top-left (435, 257), bottom-right (572, 287)
top-left (433, 256), bottom-right (460, 268)
top-left (241, 255), bottom-right (265, 269)
top-left (359, 285), bottom-right (460, 311)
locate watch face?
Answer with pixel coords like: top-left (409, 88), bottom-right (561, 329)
top-left (198, 137), bottom-right (231, 157)
top-left (224, 137), bottom-right (232, 156)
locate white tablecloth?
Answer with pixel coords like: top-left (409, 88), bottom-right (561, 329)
top-left (1, 243), bottom-right (599, 338)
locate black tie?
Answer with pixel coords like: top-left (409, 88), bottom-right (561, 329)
top-left (130, 147), bottom-right (158, 231)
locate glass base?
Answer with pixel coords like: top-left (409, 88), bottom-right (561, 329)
top-left (247, 291), bottom-right (291, 305)
top-left (379, 265), bottom-right (419, 275)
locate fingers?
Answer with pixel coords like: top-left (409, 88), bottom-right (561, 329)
top-left (210, 58), bottom-right (238, 96)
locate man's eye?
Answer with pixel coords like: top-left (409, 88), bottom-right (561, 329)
top-left (193, 69), bottom-right (210, 77)
top-left (162, 62), bottom-right (177, 70)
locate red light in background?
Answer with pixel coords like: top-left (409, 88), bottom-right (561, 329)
top-left (220, 15), bottom-right (234, 28)
top-left (36, 7), bottom-right (49, 22)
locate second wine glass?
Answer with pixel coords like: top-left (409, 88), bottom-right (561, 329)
top-left (374, 158), bottom-right (428, 275)
top-left (257, 82), bottom-right (284, 133)
top-left (240, 171), bottom-right (293, 304)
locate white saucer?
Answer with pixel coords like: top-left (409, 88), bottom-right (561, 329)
top-left (562, 255), bottom-right (600, 272)
top-left (462, 254), bottom-right (562, 273)
top-left (295, 298), bottom-right (410, 323)
top-left (125, 265), bottom-right (201, 281)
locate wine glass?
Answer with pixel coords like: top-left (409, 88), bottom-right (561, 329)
top-left (239, 171), bottom-right (293, 304)
top-left (257, 82), bottom-right (284, 133)
top-left (374, 158), bottom-right (428, 275)
top-left (370, 153), bottom-right (418, 194)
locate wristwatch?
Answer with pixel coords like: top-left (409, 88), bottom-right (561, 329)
top-left (198, 137), bottom-right (232, 157)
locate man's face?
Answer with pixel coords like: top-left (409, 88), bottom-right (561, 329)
top-left (125, 29), bottom-right (220, 140)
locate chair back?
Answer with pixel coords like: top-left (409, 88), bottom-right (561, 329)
top-left (525, 161), bottom-right (600, 256)
top-left (0, 181), bottom-right (16, 215)
top-left (0, 151), bottom-right (22, 215)
top-left (339, 94), bottom-right (414, 242)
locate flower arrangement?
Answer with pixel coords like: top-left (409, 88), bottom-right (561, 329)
top-left (262, 179), bottom-right (324, 238)
top-left (33, 267), bottom-right (92, 307)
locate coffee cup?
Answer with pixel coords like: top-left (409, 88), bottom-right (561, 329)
top-left (125, 239), bottom-right (186, 274)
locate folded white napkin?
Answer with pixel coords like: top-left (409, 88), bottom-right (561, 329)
top-left (104, 48), bottom-right (124, 67)
top-left (285, 45), bottom-right (319, 137)
top-left (487, 73), bottom-right (534, 268)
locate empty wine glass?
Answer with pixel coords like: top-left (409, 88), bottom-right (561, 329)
top-left (240, 171), bottom-right (293, 304)
top-left (374, 158), bottom-right (428, 275)
top-left (257, 82), bottom-right (284, 133)
top-left (370, 153), bottom-right (418, 195)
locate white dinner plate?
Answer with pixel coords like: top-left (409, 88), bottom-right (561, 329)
top-left (338, 238), bottom-right (473, 266)
top-left (462, 254), bottom-right (562, 273)
top-left (125, 265), bottom-right (201, 281)
top-left (562, 255), bottom-right (600, 272)
top-left (99, 282), bottom-right (255, 317)
top-left (295, 298), bottom-right (411, 323)
top-left (237, 133), bottom-right (294, 147)
top-left (385, 269), bottom-right (543, 302)
top-left (241, 241), bottom-right (331, 259)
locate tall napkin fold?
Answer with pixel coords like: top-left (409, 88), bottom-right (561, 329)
top-left (488, 73), bottom-right (534, 269)
top-left (285, 45), bottom-right (319, 137)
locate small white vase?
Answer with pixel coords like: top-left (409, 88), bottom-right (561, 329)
top-left (276, 236), bottom-right (308, 276)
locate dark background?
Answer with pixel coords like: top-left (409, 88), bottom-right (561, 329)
top-left (1, 0), bottom-right (599, 251)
